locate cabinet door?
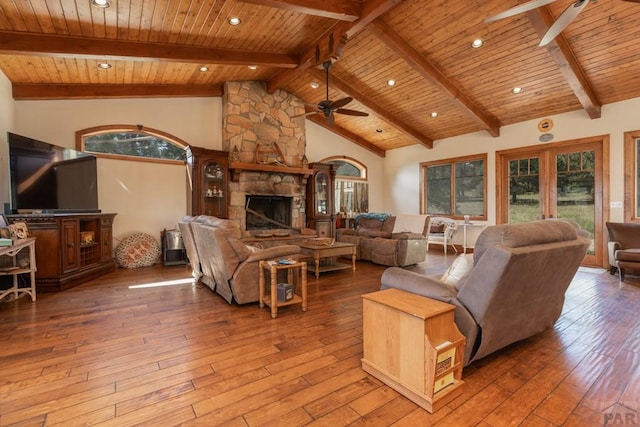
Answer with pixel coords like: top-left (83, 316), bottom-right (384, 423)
top-left (315, 171), bottom-right (329, 216)
top-left (202, 161), bottom-right (227, 217)
top-left (100, 226), bottom-right (113, 261)
top-left (62, 219), bottom-right (80, 272)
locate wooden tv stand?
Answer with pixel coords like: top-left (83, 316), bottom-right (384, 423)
top-left (7, 213), bottom-right (116, 292)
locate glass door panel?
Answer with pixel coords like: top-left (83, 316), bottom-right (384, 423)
top-left (554, 150), bottom-right (596, 256)
top-left (508, 157), bottom-right (542, 223)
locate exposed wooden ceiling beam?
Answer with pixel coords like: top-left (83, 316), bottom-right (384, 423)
top-left (307, 67), bottom-right (433, 148)
top-left (267, 0), bottom-right (403, 93)
top-left (0, 31), bottom-right (298, 68)
top-left (305, 109), bottom-right (386, 157)
top-left (369, 18), bottom-right (501, 137)
top-left (526, 8), bottom-right (601, 119)
top-left (12, 84), bottom-right (223, 100)
top-left (236, 0), bottom-right (361, 22)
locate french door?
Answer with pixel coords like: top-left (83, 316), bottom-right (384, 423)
top-left (497, 136), bottom-right (609, 267)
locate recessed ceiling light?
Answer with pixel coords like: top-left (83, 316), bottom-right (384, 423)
top-left (228, 17), bottom-right (241, 25)
top-left (376, 128), bottom-right (383, 133)
top-left (91, 0), bottom-right (110, 8)
top-left (512, 87), bottom-right (523, 94)
top-left (387, 79), bottom-right (396, 87)
top-left (430, 112), bottom-right (438, 118)
top-left (199, 66), bottom-right (209, 72)
top-left (248, 65), bottom-right (257, 70)
top-left (97, 62), bottom-right (111, 69)
top-left (471, 38), bottom-right (484, 48)
top-left (310, 82), bottom-right (320, 89)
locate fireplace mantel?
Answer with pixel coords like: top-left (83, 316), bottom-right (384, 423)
top-left (229, 161), bottom-right (313, 181)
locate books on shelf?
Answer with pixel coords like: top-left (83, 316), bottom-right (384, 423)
top-left (435, 341), bottom-right (456, 376)
top-left (433, 341), bottom-right (456, 393)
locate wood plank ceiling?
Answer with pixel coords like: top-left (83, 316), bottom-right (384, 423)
top-left (1, 0), bottom-right (640, 157)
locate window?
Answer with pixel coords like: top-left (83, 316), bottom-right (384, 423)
top-left (322, 156), bottom-right (368, 214)
top-left (623, 130), bottom-right (640, 222)
top-left (76, 125), bottom-right (189, 164)
top-left (420, 154), bottom-right (487, 219)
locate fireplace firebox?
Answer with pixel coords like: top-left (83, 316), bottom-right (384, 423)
top-left (245, 196), bottom-right (292, 230)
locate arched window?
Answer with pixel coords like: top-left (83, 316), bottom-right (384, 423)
top-left (321, 156), bottom-right (368, 214)
top-left (76, 125), bottom-right (190, 164)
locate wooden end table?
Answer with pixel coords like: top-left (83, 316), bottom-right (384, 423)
top-left (297, 241), bottom-right (356, 279)
top-left (259, 259), bottom-right (307, 318)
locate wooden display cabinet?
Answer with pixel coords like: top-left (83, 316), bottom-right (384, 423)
top-left (188, 146), bottom-right (228, 217)
top-left (361, 288), bottom-right (465, 413)
top-left (306, 162), bottom-right (336, 238)
top-left (6, 213), bottom-right (116, 292)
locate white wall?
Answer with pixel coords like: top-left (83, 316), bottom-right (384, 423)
top-left (305, 120), bottom-right (386, 213)
top-left (12, 97), bottom-right (222, 239)
top-left (384, 97), bottom-right (640, 224)
top-left (0, 71), bottom-right (15, 207)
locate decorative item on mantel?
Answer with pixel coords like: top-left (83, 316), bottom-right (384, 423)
top-left (255, 142), bottom-right (286, 166)
top-left (231, 145), bottom-right (240, 162)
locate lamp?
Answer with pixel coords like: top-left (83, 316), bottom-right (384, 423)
top-left (91, 0), bottom-right (110, 8)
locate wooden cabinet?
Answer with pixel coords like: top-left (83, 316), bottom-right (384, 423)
top-left (306, 162), bottom-right (336, 238)
top-left (362, 288), bottom-right (465, 413)
top-left (189, 146), bottom-right (228, 217)
top-left (6, 213), bottom-right (116, 292)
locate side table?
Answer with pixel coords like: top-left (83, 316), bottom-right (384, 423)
top-left (362, 288), bottom-right (465, 413)
top-left (0, 237), bottom-right (37, 302)
top-left (259, 259), bottom-right (307, 318)
top-left (460, 222), bottom-right (485, 253)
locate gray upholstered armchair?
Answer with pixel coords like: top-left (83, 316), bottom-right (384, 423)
top-left (180, 215), bottom-right (301, 304)
top-left (380, 220), bottom-right (589, 365)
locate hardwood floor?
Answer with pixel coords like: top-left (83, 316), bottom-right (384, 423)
top-left (1, 253), bottom-right (639, 426)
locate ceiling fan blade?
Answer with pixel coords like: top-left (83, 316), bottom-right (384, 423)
top-left (326, 113), bottom-right (335, 127)
top-left (336, 108), bottom-right (369, 117)
top-left (539, 0), bottom-right (588, 46)
top-left (329, 97), bottom-right (353, 109)
top-left (292, 111), bottom-right (319, 118)
top-left (484, 0), bottom-right (557, 23)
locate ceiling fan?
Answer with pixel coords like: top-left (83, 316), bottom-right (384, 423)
top-left (298, 61), bottom-right (369, 126)
top-left (485, 0), bottom-right (640, 46)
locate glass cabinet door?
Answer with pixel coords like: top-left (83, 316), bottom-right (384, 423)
top-left (202, 161), bottom-right (226, 217)
top-left (315, 172), bottom-right (329, 215)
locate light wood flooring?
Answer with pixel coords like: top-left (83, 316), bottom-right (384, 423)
top-left (1, 252), bottom-right (639, 426)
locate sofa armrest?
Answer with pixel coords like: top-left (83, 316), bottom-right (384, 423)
top-left (336, 228), bottom-right (357, 239)
top-left (245, 244), bottom-right (301, 263)
top-left (380, 267), bottom-right (456, 302)
top-left (380, 267), bottom-right (478, 366)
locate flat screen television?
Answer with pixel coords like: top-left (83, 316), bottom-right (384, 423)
top-left (7, 132), bottom-right (100, 214)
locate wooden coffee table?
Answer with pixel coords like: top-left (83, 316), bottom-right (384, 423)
top-left (297, 241), bottom-right (356, 279)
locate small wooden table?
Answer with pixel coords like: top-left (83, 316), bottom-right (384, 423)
top-left (0, 237), bottom-right (37, 302)
top-left (297, 241), bottom-right (356, 279)
top-left (362, 288), bottom-right (465, 413)
top-left (259, 259), bottom-right (307, 318)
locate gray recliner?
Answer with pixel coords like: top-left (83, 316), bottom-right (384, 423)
top-left (380, 220), bottom-right (590, 365)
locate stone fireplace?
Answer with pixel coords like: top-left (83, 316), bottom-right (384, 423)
top-left (222, 81), bottom-right (309, 235)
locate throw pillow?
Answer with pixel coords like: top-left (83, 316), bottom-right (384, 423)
top-left (440, 253), bottom-right (474, 286)
top-left (430, 223), bottom-right (445, 234)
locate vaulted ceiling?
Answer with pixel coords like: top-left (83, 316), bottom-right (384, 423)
top-left (1, 0), bottom-right (640, 157)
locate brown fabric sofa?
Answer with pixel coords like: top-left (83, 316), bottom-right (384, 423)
top-left (179, 215), bottom-right (301, 304)
top-left (336, 213), bottom-right (430, 267)
top-left (380, 220), bottom-right (590, 365)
